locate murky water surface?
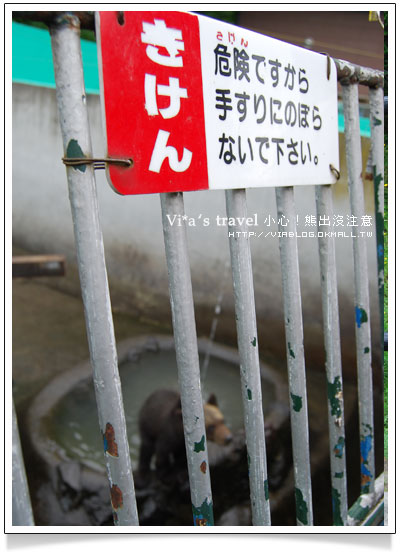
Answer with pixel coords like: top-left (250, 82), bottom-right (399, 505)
top-left (46, 350), bottom-right (275, 472)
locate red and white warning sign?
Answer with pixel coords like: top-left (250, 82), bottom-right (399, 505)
top-left (96, 11), bottom-right (339, 195)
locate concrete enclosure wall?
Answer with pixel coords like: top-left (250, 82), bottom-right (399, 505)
top-left (12, 82), bottom-right (380, 379)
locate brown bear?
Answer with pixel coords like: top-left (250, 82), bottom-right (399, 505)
top-left (137, 389), bottom-right (232, 483)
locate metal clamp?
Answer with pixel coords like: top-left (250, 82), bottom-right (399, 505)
top-left (62, 157), bottom-right (133, 170)
top-left (329, 164), bottom-right (340, 181)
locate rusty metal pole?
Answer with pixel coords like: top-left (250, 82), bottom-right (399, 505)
top-left (341, 80), bottom-right (375, 495)
top-left (225, 188), bottom-right (271, 526)
top-left (50, 13), bottom-right (139, 525)
top-left (160, 191), bottom-right (214, 526)
top-left (275, 185), bottom-right (313, 526)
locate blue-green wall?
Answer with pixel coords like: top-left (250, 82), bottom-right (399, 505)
top-left (12, 21), bottom-right (99, 94)
top-left (12, 21), bottom-right (370, 136)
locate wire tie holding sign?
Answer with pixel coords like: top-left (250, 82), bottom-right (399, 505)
top-left (320, 52), bottom-right (332, 80)
top-left (329, 164), bottom-right (340, 181)
top-left (62, 157), bottom-right (133, 170)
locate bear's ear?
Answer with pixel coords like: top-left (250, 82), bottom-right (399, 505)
top-left (207, 393), bottom-right (218, 406)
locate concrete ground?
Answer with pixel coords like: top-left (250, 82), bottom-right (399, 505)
top-left (12, 265), bottom-right (170, 414)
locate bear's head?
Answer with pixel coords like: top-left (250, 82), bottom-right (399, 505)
top-left (204, 394), bottom-right (233, 445)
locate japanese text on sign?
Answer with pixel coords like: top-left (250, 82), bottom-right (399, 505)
top-left (199, 18), bottom-right (339, 190)
top-left (97, 11), bottom-right (339, 195)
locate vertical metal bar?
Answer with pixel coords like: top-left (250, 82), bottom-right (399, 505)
top-left (275, 186), bottom-right (313, 526)
top-left (315, 185), bottom-right (348, 525)
top-left (12, 401), bottom-right (35, 526)
top-left (50, 14), bottom-right (139, 525)
top-left (225, 189), bottom-right (271, 526)
top-left (201, 261), bottom-right (229, 383)
top-left (342, 82), bottom-right (375, 494)
top-left (369, 86), bottom-right (385, 362)
top-left (160, 192), bottom-right (214, 526)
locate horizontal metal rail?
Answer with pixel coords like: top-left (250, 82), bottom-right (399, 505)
top-left (347, 473), bottom-right (384, 525)
top-left (335, 58), bottom-right (384, 88)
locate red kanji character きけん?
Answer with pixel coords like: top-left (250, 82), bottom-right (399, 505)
top-left (141, 19), bottom-right (185, 67)
top-left (141, 18), bottom-right (193, 175)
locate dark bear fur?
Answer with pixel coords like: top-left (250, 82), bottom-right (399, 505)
top-left (137, 389), bottom-right (231, 484)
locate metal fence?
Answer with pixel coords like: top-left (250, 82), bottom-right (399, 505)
top-left (12, 11), bottom-right (385, 527)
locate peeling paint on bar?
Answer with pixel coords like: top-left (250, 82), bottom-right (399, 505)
top-left (276, 186), bottom-right (313, 525)
top-left (110, 484), bottom-right (123, 510)
top-left (194, 435), bottom-right (206, 453)
top-left (225, 189), bottom-right (270, 525)
top-left (332, 487), bottom-right (344, 526)
top-left (334, 436), bottom-right (345, 458)
top-left (295, 488), bottom-right (309, 526)
top-left (66, 138), bottom-right (86, 172)
top-left (192, 497), bottom-right (214, 526)
top-left (335, 57), bottom-right (384, 87)
top-left (161, 192), bottom-right (214, 526)
top-left (264, 480), bottom-right (269, 501)
top-left (355, 306), bottom-right (368, 328)
top-left (342, 82), bottom-right (375, 494)
top-left (50, 14), bottom-right (138, 525)
top-left (326, 376), bottom-right (343, 418)
top-left (315, 183), bottom-right (348, 524)
top-left (103, 422), bottom-right (119, 457)
top-left (360, 433), bottom-right (374, 493)
top-left (369, 86), bottom-right (385, 360)
top-left (290, 393), bottom-right (302, 412)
